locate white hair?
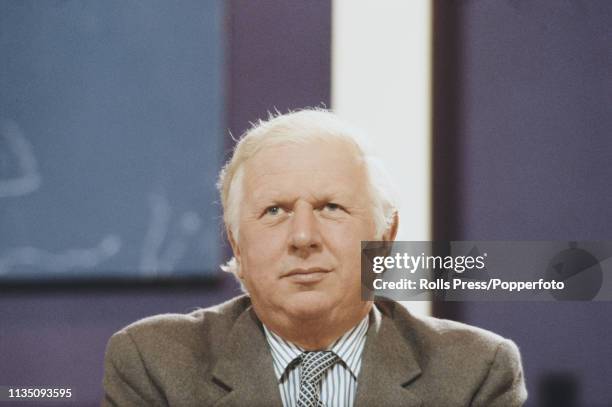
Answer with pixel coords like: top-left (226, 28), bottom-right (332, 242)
top-left (217, 108), bottom-right (398, 277)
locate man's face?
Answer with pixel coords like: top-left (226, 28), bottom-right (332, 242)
top-left (231, 139), bottom-right (380, 325)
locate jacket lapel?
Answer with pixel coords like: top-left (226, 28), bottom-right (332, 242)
top-left (211, 307), bottom-right (283, 407)
top-left (354, 303), bottom-right (423, 407)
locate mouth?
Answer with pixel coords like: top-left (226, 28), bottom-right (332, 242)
top-left (282, 267), bottom-right (331, 283)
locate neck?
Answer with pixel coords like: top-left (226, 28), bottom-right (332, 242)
top-left (259, 301), bottom-right (373, 350)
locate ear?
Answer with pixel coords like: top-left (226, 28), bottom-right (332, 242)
top-left (226, 227), bottom-right (243, 278)
top-left (382, 211), bottom-right (399, 242)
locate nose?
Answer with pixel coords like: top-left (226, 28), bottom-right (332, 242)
top-left (289, 201), bottom-right (322, 256)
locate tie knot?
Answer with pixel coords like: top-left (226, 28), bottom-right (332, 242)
top-left (300, 351), bottom-right (339, 385)
top-left (296, 352), bottom-right (339, 407)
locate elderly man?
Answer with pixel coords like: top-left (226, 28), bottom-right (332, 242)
top-left (102, 109), bottom-right (527, 406)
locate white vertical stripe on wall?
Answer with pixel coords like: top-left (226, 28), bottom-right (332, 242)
top-left (332, 0), bottom-right (432, 316)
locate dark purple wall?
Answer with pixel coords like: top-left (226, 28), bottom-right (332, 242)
top-left (0, 2), bottom-right (331, 405)
top-left (227, 0), bottom-right (331, 139)
top-left (0, 282), bottom-right (239, 406)
top-left (434, 1), bottom-right (612, 405)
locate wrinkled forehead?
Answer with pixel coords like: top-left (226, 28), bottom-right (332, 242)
top-left (242, 138), bottom-right (366, 184)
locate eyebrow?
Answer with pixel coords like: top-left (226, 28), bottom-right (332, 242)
top-left (251, 190), bottom-right (352, 209)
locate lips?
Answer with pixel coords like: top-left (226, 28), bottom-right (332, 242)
top-left (282, 267), bottom-right (331, 283)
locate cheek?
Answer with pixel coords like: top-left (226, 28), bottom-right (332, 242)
top-left (238, 225), bottom-right (287, 274)
top-left (321, 222), bottom-right (369, 259)
top-left (322, 219), bottom-right (377, 276)
top-left (323, 215), bottom-right (377, 242)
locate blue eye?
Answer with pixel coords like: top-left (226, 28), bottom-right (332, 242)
top-left (324, 203), bottom-right (340, 211)
top-left (265, 206), bottom-right (281, 216)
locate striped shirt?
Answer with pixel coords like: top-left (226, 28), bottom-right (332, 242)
top-left (263, 316), bottom-right (369, 407)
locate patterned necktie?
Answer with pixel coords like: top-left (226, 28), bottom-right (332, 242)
top-left (296, 351), bottom-right (339, 407)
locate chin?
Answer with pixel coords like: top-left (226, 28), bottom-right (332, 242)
top-left (285, 291), bottom-right (336, 320)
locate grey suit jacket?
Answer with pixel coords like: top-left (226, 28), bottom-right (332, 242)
top-left (102, 295), bottom-right (527, 406)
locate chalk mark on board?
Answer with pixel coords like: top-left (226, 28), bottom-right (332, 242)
top-left (159, 210), bottom-right (201, 272)
top-left (0, 119), bottom-right (42, 198)
top-left (139, 192), bottom-right (202, 275)
top-left (0, 234), bottom-right (122, 275)
top-left (140, 192), bottom-right (172, 274)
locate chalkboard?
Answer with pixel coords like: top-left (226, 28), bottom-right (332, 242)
top-left (0, 0), bottom-right (225, 281)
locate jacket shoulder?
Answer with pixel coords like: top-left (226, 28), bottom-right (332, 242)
top-left (118, 294), bottom-right (250, 338)
top-left (375, 301), bottom-right (526, 405)
top-left (106, 295), bottom-right (251, 375)
top-left (376, 300), bottom-right (522, 378)
top-left (103, 296), bottom-right (252, 406)
top-left (377, 300), bottom-right (508, 353)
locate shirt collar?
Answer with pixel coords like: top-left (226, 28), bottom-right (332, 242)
top-left (263, 314), bottom-right (370, 382)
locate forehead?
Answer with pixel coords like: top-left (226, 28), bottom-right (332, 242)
top-left (242, 139), bottom-right (368, 199)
